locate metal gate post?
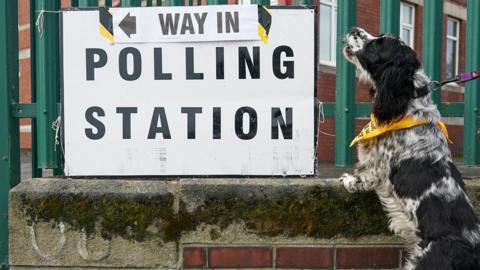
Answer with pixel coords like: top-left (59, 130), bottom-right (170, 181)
top-left (29, 0), bottom-right (41, 178)
top-left (167, 0), bottom-right (185, 7)
top-left (0, 0), bottom-right (20, 267)
top-left (464, 0), bottom-right (480, 165)
top-left (122, 0), bottom-right (142, 6)
top-left (207, 0), bottom-right (227, 4)
top-left (251, 0), bottom-right (270, 5)
top-left (300, 0), bottom-right (315, 5)
top-left (335, 0), bottom-right (356, 167)
top-left (422, 0), bottom-right (442, 104)
top-left (380, 0), bottom-right (399, 35)
top-left (78, 0), bottom-right (99, 6)
top-left (33, 0), bottom-right (61, 169)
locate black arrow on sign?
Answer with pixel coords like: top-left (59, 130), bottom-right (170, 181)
top-left (119, 12), bottom-right (136, 38)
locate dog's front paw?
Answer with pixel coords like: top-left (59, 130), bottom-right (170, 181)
top-left (339, 173), bottom-right (359, 193)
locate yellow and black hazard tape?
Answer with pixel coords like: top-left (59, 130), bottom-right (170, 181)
top-left (99, 7), bottom-right (114, 43)
top-left (258, 5), bottom-right (272, 44)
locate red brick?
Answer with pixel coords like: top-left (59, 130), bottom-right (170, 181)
top-left (336, 247), bottom-right (400, 269)
top-left (62, 0), bottom-right (71, 8)
top-left (18, 0), bottom-right (30, 26)
top-left (317, 72), bottom-right (335, 102)
top-left (20, 131), bottom-right (32, 149)
top-left (183, 247), bottom-right (206, 268)
top-left (414, 5), bottom-right (423, 59)
top-left (19, 58), bottom-right (31, 103)
top-left (357, 0), bottom-right (380, 36)
top-left (208, 247), bottom-right (272, 268)
top-left (19, 29), bottom-right (30, 50)
top-left (442, 90), bottom-right (464, 102)
top-left (317, 117), bottom-right (335, 163)
top-left (446, 124), bottom-right (463, 157)
top-left (276, 247), bottom-right (333, 269)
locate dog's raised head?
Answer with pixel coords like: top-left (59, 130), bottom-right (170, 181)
top-left (343, 27), bottom-right (427, 124)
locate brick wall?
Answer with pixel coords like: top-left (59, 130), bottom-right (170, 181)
top-left (183, 245), bottom-right (406, 269)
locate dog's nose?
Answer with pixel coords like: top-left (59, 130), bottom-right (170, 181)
top-left (345, 45), bottom-right (353, 55)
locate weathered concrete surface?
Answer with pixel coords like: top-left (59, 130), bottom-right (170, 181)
top-left (9, 179), bottom-right (178, 269)
top-left (9, 178), bottom-right (480, 269)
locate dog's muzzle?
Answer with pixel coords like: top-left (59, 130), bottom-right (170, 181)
top-left (343, 27), bottom-right (374, 58)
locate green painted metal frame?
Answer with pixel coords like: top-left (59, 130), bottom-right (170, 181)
top-left (464, 0), bottom-right (480, 165)
top-left (206, 0), bottom-right (227, 5)
top-left (380, 0), bottom-right (399, 35)
top-left (0, 0), bottom-right (20, 267)
top-left (78, 1), bottom-right (99, 7)
top-left (291, 0), bottom-right (315, 5)
top-left (79, 0), bottom-right (99, 6)
top-left (33, 0), bottom-right (61, 170)
top-left (250, 0), bottom-right (270, 5)
top-left (30, 0), bottom-right (42, 178)
top-left (167, 0), bottom-right (185, 6)
top-left (334, 0), bottom-right (356, 167)
top-left (122, 0), bottom-right (142, 6)
top-left (422, 0), bottom-right (443, 104)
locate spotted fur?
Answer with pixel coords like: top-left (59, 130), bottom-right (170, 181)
top-left (340, 27), bottom-right (480, 270)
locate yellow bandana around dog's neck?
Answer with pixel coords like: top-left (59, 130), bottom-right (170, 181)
top-left (350, 114), bottom-right (452, 147)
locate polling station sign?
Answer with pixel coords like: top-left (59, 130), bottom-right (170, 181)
top-left (61, 6), bottom-right (316, 176)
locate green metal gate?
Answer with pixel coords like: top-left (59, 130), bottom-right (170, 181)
top-left (1, 0), bottom-right (479, 268)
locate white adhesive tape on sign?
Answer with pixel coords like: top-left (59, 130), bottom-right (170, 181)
top-left (61, 6), bottom-right (316, 176)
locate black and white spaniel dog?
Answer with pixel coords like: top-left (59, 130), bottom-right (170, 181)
top-left (340, 27), bottom-right (480, 269)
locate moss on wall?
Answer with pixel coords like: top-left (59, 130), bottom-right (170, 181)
top-left (20, 186), bottom-right (391, 243)
top-left (191, 187), bottom-right (390, 238)
top-left (21, 194), bottom-right (176, 242)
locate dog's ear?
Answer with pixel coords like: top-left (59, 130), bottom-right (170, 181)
top-left (374, 46), bottom-right (419, 124)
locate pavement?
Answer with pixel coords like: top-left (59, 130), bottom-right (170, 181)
top-left (19, 150), bottom-right (480, 180)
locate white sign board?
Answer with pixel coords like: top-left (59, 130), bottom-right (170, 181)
top-left (62, 6), bottom-right (316, 176)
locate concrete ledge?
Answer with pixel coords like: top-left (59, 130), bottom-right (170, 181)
top-left (9, 178), bottom-right (480, 269)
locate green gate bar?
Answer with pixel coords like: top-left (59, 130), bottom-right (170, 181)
top-left (380, 0), bottom-right (399, 35)
top-left (79, 0), bottom-right (99, 6)
top-left (29, 0), bottom-right (42, 178)
top-left (0, 0), bottom-right (20, 267)
top-left (300, 0), bottom-right (315, 5)
top-left (422, 0), bottom-right (443, 104)
top-left (292, 0), bottom-right (315, 5)
top-left (206, 0), bottom-right (227, 5)
top-left (34, 0), bottom-right (61, 169)
top-left (464, 0), bottom-right (480, 165)
top-left (335, 0), bottom-right (356, 167)
top-left (167, 0), bottom-right (185, 6)
top-left (122, 0), bottom-right (142, 6)
top-left (250, 0), bottom-right (270, 5)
